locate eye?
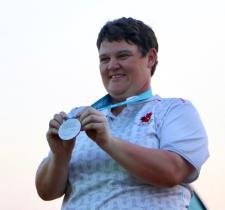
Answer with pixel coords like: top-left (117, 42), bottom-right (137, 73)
top-left (100, 57), bottom-right (110, 63)
top-left (117, 53), bottom-right (130, 60)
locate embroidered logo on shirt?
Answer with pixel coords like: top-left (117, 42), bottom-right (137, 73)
top-left (140, 112), bottom-right (152, 124)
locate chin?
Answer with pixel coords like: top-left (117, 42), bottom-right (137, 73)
top-left (109, 91), bottom-right (130, 101)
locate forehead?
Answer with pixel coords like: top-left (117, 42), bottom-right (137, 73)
top-left (99, 40), bottom-right (138, 56)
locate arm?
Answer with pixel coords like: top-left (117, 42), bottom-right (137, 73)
top-left (35, 112), bottom-right (75, 200)
top-left (102, 137), bottom-right (194, 187)
top-left (35, 152), bottom-right (70, 200)
top-left (77, 107), bottom-right (194, 187)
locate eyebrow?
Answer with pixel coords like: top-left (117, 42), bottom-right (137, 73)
top-left (99, 50), bottom-right (133, 58)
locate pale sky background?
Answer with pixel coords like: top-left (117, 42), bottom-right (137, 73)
top-left (0, 0), bottom-right (225, 209)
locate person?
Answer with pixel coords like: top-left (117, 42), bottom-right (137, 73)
top-left (35, 17), bottom-right (209, 210)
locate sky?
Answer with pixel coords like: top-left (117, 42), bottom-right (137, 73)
top-left (0, 0), bottom-right (225, 209)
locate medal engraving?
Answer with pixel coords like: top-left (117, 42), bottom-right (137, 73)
top-left (58, 118), bottom-right (81, 140)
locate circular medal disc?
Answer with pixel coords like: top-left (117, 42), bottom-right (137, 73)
top-left (58, 118), bottom-right (81, 140)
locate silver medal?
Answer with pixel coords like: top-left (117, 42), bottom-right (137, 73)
top-left (58, 118), bottom-right (81, 140)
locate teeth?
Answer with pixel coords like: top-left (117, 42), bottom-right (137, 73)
top-left (111, 74), bottom-right (124, 78)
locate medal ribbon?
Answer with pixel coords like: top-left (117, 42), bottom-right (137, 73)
top-left (91, 89), bottom-right (152, 111)
top-left (67, 89), bottom-right (152, 119)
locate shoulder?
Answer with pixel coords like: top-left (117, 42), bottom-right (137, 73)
top-left (151, 96), bottom-right (207, 142)
top-left (153, 96), bottom-right (197, 121)
top-left (156, 96), bottom-right (192, 108)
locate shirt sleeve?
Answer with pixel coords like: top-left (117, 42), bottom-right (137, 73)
top-left (156, 98), bottom-right (209, 183)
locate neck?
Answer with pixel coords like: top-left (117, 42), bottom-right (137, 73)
top-left (111, 105), bottom-right (126, 116)
top-left (139, 80), bottom-right (150, 94)
top-left (111, 85), bottom-right (151, 104)
top-left (110, 87), bottom-right (152, 115)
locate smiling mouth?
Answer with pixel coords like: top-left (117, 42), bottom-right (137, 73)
top-left (110, 74), bottom-right (126, 79)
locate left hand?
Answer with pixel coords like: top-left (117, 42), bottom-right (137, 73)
top-left (76, 107), bottom-right (112, 147)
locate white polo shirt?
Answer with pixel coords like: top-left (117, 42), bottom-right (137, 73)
top-left (61, 95), bottom-right (209, 210)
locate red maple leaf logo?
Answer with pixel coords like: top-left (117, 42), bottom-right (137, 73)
top-left (140, 112), bottom-right (152, 123)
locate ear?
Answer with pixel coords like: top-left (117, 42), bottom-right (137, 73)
top-left (147, 48), bottom-right (157, 69)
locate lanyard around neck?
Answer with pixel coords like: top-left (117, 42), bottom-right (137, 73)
top-left (92, 89), bottom-right (153, 111)
top-left (67, 89), bottom-right (153, 119)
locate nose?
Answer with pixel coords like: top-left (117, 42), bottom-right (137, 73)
top-left (107, 58), bottom-right (120, 71)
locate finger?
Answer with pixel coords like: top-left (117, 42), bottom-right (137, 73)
top-left (70, 106), bottom-right (87, 118)
top-left (49, 119), bottom-right (61, 129)
top-left (82, 121), bottom-right (105, 131)
top-left (80, 114), bottom-right (104, 128)
top-left (59, 111), bottom-right (68, 119)
top-left (78, 107), bottom-right (101, 121)
top-left (75, 107), bottom-right (90, 118)
top-left (77, 106), bottom-right (96, 118)
top-left (46, 127), bottom-right (59, 138)
top-left (53, 113), bottom-right (65, 124)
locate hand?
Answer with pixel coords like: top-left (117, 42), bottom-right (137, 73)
top-left (77, 107), bottom-right (112, 147)
top-left (46, 111), bottom-right (75, 160)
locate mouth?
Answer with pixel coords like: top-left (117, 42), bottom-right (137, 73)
top-left (110, 73), bottom-right (126, 79)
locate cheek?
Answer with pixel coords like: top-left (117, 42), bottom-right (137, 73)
top-left (99, 68), bottom-right (108, 83)
top-left (133, 69), bottom-right (150, 84)
top-left (99, 64), bottom-right (105, 74)
top-left (99, 63), bottom-right (108, 73)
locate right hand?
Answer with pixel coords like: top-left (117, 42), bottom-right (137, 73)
top-left (46, 111), bottom-right (76, 160)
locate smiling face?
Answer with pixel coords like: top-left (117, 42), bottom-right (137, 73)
top-left (99, 40), bottom-right (156, 101)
